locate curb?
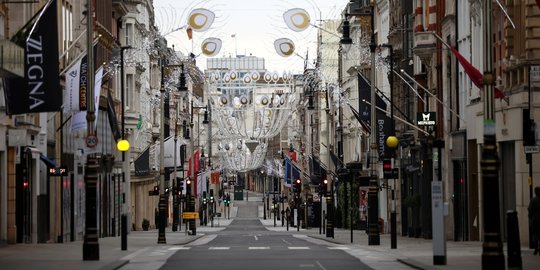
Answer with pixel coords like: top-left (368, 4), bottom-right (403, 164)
top-left (101, 259), bottom-right (129, 270)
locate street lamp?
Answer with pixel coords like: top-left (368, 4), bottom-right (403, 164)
top-left (83, 0), bottom-right (98, 260)
top-left (481, 1), bottom-right (504, 268)
top-left (117, 44), bottom-right (132, 251)
top-left (341, 2), bottom-right (379, 246)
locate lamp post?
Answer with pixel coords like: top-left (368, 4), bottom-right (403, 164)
top-left (83, 0), bottom-right (99, 260)
top-left (117, 45), bottom-right (132, 251)
top-left (382, 43), bottom-right (398, 249)
top-left (481, 0), bottom-right (504, 268)
top-left (158, 59), bottom-right (167, 244)
top-left (342, 2), bottom-right (380, 246)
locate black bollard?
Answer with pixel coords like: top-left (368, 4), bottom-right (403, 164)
top-left (507, 210), bottom-right (522, 269)
top-left (391, 211), bottom-right (397, 249)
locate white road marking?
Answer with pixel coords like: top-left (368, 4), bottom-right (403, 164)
top-left (248, 246), bottom-right (270, 250)
top-left (315, 260), bottom-right (328, 270)
top-left (168, 246), bottom-right (191, 250)
top-left (327, 246), bottom-right (349, 250)
top-left (209, 247), bottom-right (230, 250)
top-left (254, 235), bottom-right (258, 241)
top-left (288, 246), bottom-right (310, 250)
top-left (299, 264), bottom-right (315, 267)
top-left (282, 239), bottom-right (292, 245)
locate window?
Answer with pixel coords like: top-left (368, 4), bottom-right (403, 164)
top-left (126, 74), bottom-right (134, 109)
top-left (125, 23), bottom-right (133, 46)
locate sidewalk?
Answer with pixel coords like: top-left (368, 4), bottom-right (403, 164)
top-left (260, 218), bottom-right (540, 270)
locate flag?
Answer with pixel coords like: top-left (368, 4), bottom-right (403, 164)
top-left (106, 90), bottom-right (121, 141)
top-left (186, 26), bottom-right (193, 40)
top-left (187, 150), bottom-right (200, 197)
top-left (4, 0), bottom-right (61, 115)
top-left (448, 45), bottom-right (505, 99)
top-left (63, 56), bottom-right (83, 113)
top-left (70, 66), bottom-right (103, 133)
top-left (347, 103), bottom-right (371, 133)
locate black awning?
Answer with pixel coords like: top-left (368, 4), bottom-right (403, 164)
top-left (40, 153), bottom-right (59, 168)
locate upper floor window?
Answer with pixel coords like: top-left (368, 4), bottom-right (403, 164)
top-left (125, 23), bottom-right (133, 46)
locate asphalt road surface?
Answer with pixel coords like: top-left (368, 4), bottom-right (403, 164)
top-left (160, 218), bottom-right (372, 270)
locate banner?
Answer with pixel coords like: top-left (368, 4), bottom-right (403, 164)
top-left (106, 90), bottom-right (121, 141)
top-left (4, 0), bottom-right (61, 115)
top-left (134, 147), bottom-right (150, 176)
top-left (63, 53), bottom-right (90, 113)
top-left (71, 66), bottom-right (103, 133)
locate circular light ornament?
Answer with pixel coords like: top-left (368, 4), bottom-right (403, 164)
top-left (243, 74), bottom-right (252, 84)
top-left (220, 96), bottom-right (228, 105)
top-left (240, 96), bottom-right (249, 105)
top-left (188, 8), bottom-right (215, 32)
top-left (386, 136), bottom-right (399, 149)
top-left (261, 96), bottom-right (269, 105)
top-left (274, 38), bottom-right (295, 57)
top-left (229, 70), bottom-right (238, 81)
top-left (251, 71), bottom-right (260, 81)
top-left (283, 8), bottom-right (310, 32)
top-left (117, 139), bottom-right (130, 152)
top-left (263, 73), bottom-right (272, 82)
top-left (201, 37), bottom-right (222, 57)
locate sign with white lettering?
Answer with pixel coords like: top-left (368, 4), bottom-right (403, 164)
top-left (531, 65), bottom-right (540, 82)
top-left (417, 112), bottom-right (436, 126)
top-left (4, 0), bottom-right (61, 115)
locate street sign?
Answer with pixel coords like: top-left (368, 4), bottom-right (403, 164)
top-left (85, 135), bottom-right (98, 148)
top-left (531, 65), bottom-right (540, 82)
top-left (525, 145), bottom-right (539, 153)
top-left (182, 212), bottom-right (199, 219)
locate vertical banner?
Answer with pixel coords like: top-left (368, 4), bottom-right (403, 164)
top-left (106, 90), bottom-right (121, 141)
top-left (4, 0), bottom-right (61, 115)
top-left (71, 66), bottom-right (103, 133)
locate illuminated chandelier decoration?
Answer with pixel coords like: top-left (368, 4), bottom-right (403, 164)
top-left (218, 139), bottom-right (267, 172)
top-left (208, 70), bottom-right (297, 140)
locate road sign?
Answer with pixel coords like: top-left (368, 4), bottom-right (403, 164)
top-left (182, 212), bottom-right (199, 219)
top-left (525, 145), bottom-right (539, 154)
top-left (531, 65), bottom-right (540, 82)
top-left (85, 135), bottom-right (98, 148)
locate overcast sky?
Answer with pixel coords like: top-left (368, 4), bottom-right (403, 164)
top-left (153, 0), bottom-right (347, 73)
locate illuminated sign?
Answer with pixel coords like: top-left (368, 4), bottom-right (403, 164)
top-left (48, 166), bottom-right (68, 176)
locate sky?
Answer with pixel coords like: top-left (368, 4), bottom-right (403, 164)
top-left (153, 0), bottom-right (348, 74)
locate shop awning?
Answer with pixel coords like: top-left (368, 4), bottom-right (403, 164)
top-left (40, 153), bottom-right (59, 169)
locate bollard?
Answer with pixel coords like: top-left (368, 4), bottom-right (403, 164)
top-left (507, 210), bottom-right (522, 269)
top-left (391, 211), bottom-right (397, 249)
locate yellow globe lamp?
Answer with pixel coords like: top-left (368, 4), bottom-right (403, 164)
top-left (386, 135), bottom-right (399, 149)
top-left (117, 139), bottom-right (130, 152)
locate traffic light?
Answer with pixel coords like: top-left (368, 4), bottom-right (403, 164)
top-left (383, 159), bottom-right (393, 179)
top-left (209, 189), bottom-right (214, 203)
top-left (320, 179), bottom-right (328, 196)
top-left (293, 178), bottom-right (301, 193)
top-left (203, 191), bottom-right (207, 205)
top-left (186, 178), bottom-right (192, 194)
top-left (153, 185), bottom-right (159, 195)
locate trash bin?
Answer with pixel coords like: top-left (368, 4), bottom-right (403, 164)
top-left (378, 218), bottom-right (384, 233)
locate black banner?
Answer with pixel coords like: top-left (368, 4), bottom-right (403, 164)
top-left (135, 147), bottom-right (150, 176)
top-left (357, 73), bottom-right (387, 126)
top-left (106, 90), bottom-right (121, 141)
top-left (4, 0), bottom-right (61, 115)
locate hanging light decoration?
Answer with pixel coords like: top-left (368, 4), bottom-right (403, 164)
top-left (207, 70), bottom-right (296, 140)
top-left (218, 139), bottom-right (267, 172)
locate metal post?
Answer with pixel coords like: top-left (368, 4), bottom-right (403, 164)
top-left (119, 45), bottom-right (131, 251)
top-left (157, 61), bottom-right (167, 244)
top-left (83, 0), bottom-right (99, 260)
top-left (172, 104), bottom-right (179, 232)
top-left (368, 3), bottom-right (380, 246)
top-left (481, 0), bottom-right (504, 268)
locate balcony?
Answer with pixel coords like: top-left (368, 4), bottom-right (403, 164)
top-left (413, 31), bottom-right (436, 65)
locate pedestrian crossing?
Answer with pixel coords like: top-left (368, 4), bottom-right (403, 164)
top-left (168, 246), bottom-right (349, 251)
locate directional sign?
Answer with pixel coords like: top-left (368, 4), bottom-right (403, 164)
top-left (182, 212), bottom-right (200, 219)
top-left (86, 135), bottom-right (98, 148)
top-left (531, 65), bottom-right (540, 82)
top-left (525, 145), bottom-right (539, 154)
